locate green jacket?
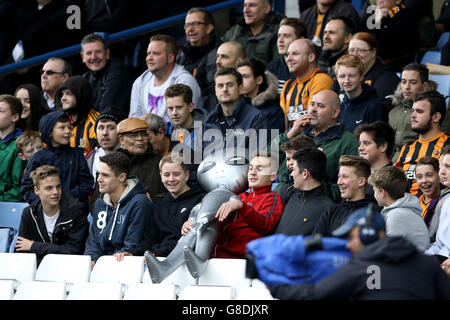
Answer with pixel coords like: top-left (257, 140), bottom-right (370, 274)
top-left (222, 11), bottom-right (283, 65)
top-left (0, 129), bottom-right (25, 202)
top-left (269, 123), bottom-right (359, 194)
top-left (388, 99), bottom-right (418, 162)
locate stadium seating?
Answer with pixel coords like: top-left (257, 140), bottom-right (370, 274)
top-left (66, 282), bottom-right (123, 300)
top-left (123, 283), bottom-right (177, 300)
top-left (13, 280), bottom-right (67, 300)
top-left (0, 202), bottom-right (28, 252)
top-left (235, 287), bottom-right (275, 300)
top-left (0, 252), bottom-right (36, 284)
top-left (178, 285), bottom-right (235, 300)
top-left (429, 74), bottom-right (450, 101)
top-left (198, 258), bottom-right (251, 292)
top-left (35, 254), bottom-right (91, 290)
top-left (90, 255), bottom-right (144, 286)
top-left (0, 229), bottom-right (10, 253)
top-left (0, 280), bottom-right (15, 300)
top-left (437, 32), bottom-right (450, 50)
top-left (421, 51), bottom-right (442, 65)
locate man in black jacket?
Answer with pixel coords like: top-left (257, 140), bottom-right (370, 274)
top-left (81, 33), bottom-right (133, 121)
top-left (274, 147), bottom-right (335, 235)
top-left (15, 165), bottom-right (89, 265)
top-left (176, 7), bottom-right (222, 113)
top-left (313, 155), bottom-right (379, 236)
top-left (270, 206), bottom-right (450, 300)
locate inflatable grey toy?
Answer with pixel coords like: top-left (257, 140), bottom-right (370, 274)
top-left (145, 148), bottom-right (249, 283)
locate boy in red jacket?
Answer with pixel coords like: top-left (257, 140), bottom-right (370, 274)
top-left (212, 152), bottom-right (284, 258)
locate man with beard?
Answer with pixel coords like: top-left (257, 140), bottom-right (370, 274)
top-left (395, 91), bottom-right (450, 195)
top-left (317, 16), bottom-right (355, 81)
top-left (55, 75), bottom-right (99, 155)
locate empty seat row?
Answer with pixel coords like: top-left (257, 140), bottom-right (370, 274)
top-left (0, 252), bottom-right (274, 300)
top-left (1, 280), bottom-right (273, 300)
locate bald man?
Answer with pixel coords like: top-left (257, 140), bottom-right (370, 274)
top-left (216, 41), bottom-right (246, 70)
top-left (281, 38), bottom-right (334, 130)
top-left (277, 89), bottom-right (359, 183)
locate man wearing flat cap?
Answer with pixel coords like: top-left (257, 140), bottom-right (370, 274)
top-left (116, 117), bottom-right (167, 203)
top-left (269, 206), bottom-right (450, 300)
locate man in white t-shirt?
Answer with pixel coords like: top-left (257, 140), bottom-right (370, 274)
top-left (15, 165), bottom-right (89, 265)
top-left (129, 34), bottom-right (202, 123)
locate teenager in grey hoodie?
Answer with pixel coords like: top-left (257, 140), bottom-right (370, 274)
top-left (369, 166), bottom-right (430, 252)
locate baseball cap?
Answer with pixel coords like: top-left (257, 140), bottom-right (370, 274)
top-left (332, 206), bottom-right (385, 238)
top-left (95, 113), bottom-right (120, 133)
top-left (117, 117), bottom-right (149, 134)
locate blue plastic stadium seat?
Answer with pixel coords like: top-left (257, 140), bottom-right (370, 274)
top-left (0, 228), bottom-right (11, 252)
top-left (0, 202), bottom-right (28, 252)
top-left (437, 32), bottom-right (450, 50)
top-left (421, 51), bottom-right (442, 65)
top-left (429, 74), bottom-right (450, 105)
top-left (351, 0), bottom-right (363, 13)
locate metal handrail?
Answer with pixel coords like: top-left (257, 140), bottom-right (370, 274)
top-left (0, 0), bottom-right (244, 75)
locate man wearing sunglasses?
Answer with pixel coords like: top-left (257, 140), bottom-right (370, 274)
top-left (40, 57), bottom-right (71, 111)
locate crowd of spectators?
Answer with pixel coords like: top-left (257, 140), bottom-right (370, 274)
top-left (1, 0), bottom-right (450, 300)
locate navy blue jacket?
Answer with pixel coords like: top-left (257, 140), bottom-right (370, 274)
top-left (21, 111), bottom-right (94, 204)
top-left (84, 177), bottom-right (153, 262)
top-left (205, 97), bottom-right (270, 150)
top-left (338, 83), bottom-right (388, 133)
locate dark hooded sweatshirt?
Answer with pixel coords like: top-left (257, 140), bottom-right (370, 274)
top-left (338, 83), bottom-right (388, 133)
top-left (21, 111), bottom-right (94, 204)
top-left (85, 177), bottom-right (153, 262)
top-left (55, 75), bottom-right (99, 155)
top-left (270, 236), bottom-right (450, 300)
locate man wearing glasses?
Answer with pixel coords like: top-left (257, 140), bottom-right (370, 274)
top-left (177, 7), bottom-right (222, 112)
top-left (40, 57), bottom-right (71, 111)
top-left (117, 117), bottom-right (167, 203)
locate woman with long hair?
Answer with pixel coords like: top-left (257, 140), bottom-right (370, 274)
top-left (15, 83), bottom-right (49, 132)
